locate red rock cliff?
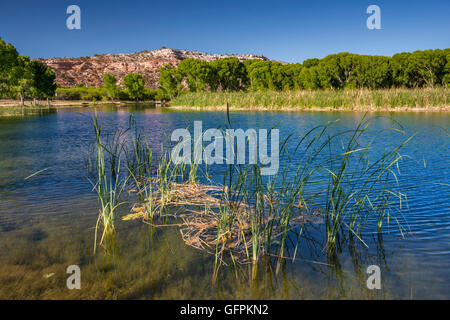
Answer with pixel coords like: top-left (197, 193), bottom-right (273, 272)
top-left (36, 48), bottom-right (269, 89)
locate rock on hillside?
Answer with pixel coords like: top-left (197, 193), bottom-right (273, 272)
top-left (36, 48), bottom-right (269, 89)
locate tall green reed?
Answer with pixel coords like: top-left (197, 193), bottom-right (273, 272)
top-left (91, 113), bottom-right (130, 253)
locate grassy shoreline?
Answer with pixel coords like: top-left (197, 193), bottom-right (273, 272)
top-left (2, 88), bottom-right (449, 115)
top-left (170, 88), bottom-right (449, 112)
top-left (0, 99), bottom-right (159, 107)
top-left (0, 104), bottom-right (57, 117)
top-left (0, 100), bottom-right (163, 116)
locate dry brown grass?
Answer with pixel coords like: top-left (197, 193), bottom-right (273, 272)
top-left (124, 179), bottom-right (321, 264)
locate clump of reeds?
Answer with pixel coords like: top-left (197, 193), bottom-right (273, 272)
top-left (321, 116), bottom-right (413, 251)
top-left (90, 113), bottom-right (129, 253)
top-left (127, 115), bottom-right (154, 178)
top-left (90, 113), bottom-right (413, 283)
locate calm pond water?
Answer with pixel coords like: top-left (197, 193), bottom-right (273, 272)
top-left (0, 105), bottom-right (448, 299)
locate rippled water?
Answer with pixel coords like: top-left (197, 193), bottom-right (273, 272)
top-left (0, 105), bottom-right (448, 299)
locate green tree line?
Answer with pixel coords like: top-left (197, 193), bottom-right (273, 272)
top-left (55, 73), bottom-right (165, 102)
top-left (0, 37), bottom-right (57, 105)
top-left (159, 49), bottom-right (450, 98)
top-left (2, 36), bottom-right (449, 104)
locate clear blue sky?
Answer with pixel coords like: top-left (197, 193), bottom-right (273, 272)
top-left (0, 0), bottom-right (449, 62)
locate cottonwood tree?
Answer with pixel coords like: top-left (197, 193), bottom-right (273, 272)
top-left (444, 50), bottom-right (450, 87)
top-left (158, 65), bottom-right (183, 100)
top-left (103, 73), bottom-right (119, 101)
top-left (29, 60), bottom-right (57, 105)
top-left (210, 58), bottom-right (247, 91)
top-left (0, 38), bottom-right (20, 97)
top-left (177, 58), bottom-right (212, 92)
top-left (0, 37), bottom-right (57, 105)
top-left (10, 56), bottom-right (34, 105)
top-left (123, 73), bottom-right (145, 101)
top-left (245, 60), bottom-right (273, 91)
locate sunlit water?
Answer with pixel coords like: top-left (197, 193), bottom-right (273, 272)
top-left (0, 105), bottom-right (448, 299)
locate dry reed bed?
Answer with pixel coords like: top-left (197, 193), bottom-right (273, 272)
top-left (123, 179), bottom-right (320, 263)
top-left (171, 88), bottom-right (449, 111)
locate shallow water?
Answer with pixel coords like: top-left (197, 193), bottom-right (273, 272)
top-left (0, 105), bottom-right (448, 299)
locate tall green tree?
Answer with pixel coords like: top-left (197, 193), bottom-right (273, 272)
top-left (315, 53), bottom-right (357, 89)
top-left (158, 65), bottom-right (183, 100)
top-left (0, 37), bottom-right (20, 96)
top-left (299, 66), bottom-right (321, 89)
top-left (245, 60), bottom-right (273, 91)
top-left (12, 56), bottom-right (34, 105)
top-left (123, 73), bottom-right (145, 101)
top-left (391, 50), bottom-right (447, 88)
top-left (1, 38), bottom-right (57, 105)
top-left (103, 73), bottom-right (119, 101)
top-left (281, 63), bottom-right (303, 90)
top-left (413, 49), bottom-right (447, 88)
top-left (177, 58), bottom-right (212, 92)
top-left (391, 52), bottom-right (414, 87)
top-left (210, 58), bottom-right (247, 91)
top-left (444, 49), bottom-right (450, 87)
top-left (29, 60), bottom-right (57, 103)
top-left (349, 55), bottom-right (391, 89)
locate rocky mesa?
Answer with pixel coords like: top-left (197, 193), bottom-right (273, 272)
top-left (36, 48), bottom-right (269, 89)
